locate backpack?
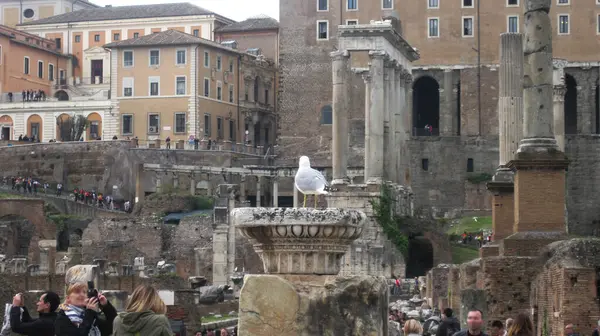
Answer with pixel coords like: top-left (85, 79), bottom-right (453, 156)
top-left (423, 316), bottom-right (441, 336)
top-left (446, 321), bottom-right (459, 336)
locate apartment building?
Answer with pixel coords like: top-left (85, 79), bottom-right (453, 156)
top-left (17, 3), bottom-right (235, 86)
top-left (0, 24), bottom-right (109, 142)
top-left (278, 0), bottom-right (600, 163)
top-left (0, 0), bottom-right (97, 27)
top-left (215, 15), bottom-right (280, 63)
top-left (105, 29), bottom-right (277, 147)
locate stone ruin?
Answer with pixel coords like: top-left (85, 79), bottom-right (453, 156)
top-left (232, 207), bottom-right (390, 335)
top-left (422, 1), bottom-right (600, 336)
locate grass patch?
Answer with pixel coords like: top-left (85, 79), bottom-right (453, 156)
top-left (446, 216), bottom-right (492, 235)
top-left (201, 314), bottom-right (236, 323)
top-left (452, 244), bottom-right (480, 264)
top-left (0, 192), bottom-right (25, 199)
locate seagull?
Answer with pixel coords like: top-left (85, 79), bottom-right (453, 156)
top-left (294, 156), bottom-right (331, 208)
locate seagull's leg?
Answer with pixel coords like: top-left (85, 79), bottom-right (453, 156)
top-left (303, 194), bottom-right (307, 208)
top-left (314, 195), bottom-right (318, 208)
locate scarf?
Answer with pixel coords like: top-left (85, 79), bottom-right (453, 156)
top-left (62, 304), bottom-right (101, 336)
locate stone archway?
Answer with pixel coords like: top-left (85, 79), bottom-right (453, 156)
top-left (56, 113), bottom-right (71, 141)
top-left (27, 114), bottom-right (43, 141)
top-left (86, 112), bottom-right (102, 140)
top-left (405, 230), bottom-right (452, 278)
top-left (0, 115), bottom-right (13, 140)
top-left (564, 74), bottom-right (577, 134)
top-left (0, 199), bottom-right (55, 264)
top-left (54, 90), bottom-right (69, 101)
top-left (413, 76), bottom-right (440, 136)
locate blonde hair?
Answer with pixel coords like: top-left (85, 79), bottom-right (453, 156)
top-left (404, 319), bottom-right (424, 335)
top-left (59, 283), bottom-right (88, 310)
top-left (125, 285), bottom-right (167, 314)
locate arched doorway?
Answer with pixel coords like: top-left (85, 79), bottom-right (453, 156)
top-left (27, 114), bottom-right (42, 142)
top-left (0, 115), bottom-right (13, 140)
top-left (412, 76), bottom-right (440, 136)
top-left (54, 90), bottom-right (69, 101)
top-left (564, 74), bottom-right (577, 135)
top-left (87, 112), bottom-right (102, 140)
top-left (405, 235), bottom-right (434, 278)
top-left (56, 113), bottom-right (71, 141)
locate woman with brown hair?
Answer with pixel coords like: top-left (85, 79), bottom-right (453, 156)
top-left (112, 285), bottom-right (173, 336)
top-left (54, 282), bottom-right (117, 336)
top-left (507, 313), bottom-right (534, 336)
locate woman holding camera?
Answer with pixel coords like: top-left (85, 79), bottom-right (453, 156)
top-left (54, 283), bottom-right (117, 336)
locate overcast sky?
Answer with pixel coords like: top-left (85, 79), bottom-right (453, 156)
top-left (90, 0), bottom-right (279, 22)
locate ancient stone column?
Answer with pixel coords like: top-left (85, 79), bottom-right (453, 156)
top-left (190, 177), bottom-right (196, 195)
top-left (498, 33), bottom-right (524, 166)
top-left (272, 177), bottom-right (279, 207)
top-left (293, 183), bottom-right (298, 208)
top-left (507, 0), bottom-right (569, 235)
top-left (239, 176), bottom-right (246, 203)
top-left (256, 176), bottom-right (262, 207)
top-left (383, 63), bottom-right (394, 182)
top-left (364, 50), bottom-right (386, 184)
top-left (553, 85), bottom-right (566, 151)
top-left (394, 65), bottom-right (405, 184)
top-left (331, 51), bottom-right (351, 184)
top-left (441, 69), bottom-right (455, 136)
top-left (233, 208), bottom-right (389, 335)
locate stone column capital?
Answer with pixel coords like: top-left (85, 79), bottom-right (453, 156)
top-left (553, 85), bottom-right (566, 102)
top-left (362, 73), bottom-right (372, 83)
top-left (271, 176), bottom-right (279, 183)
top-left (330, 50), bottom-right (350, 60)
top-left (368, 50), bottom-right (388, 60)
top-left (552, 58), bottom-right (568, 70)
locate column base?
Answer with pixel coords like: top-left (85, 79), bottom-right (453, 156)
top-left (487, 166), bottom-right (514, 193)
top-left (516, 137), bottom-right (559, 156)
top-left (331, 177), bottom-right (351, 186)
top-left (366, 177), bottom-right (383, 185)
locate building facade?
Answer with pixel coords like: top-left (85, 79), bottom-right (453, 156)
top-left (17, 3), bottom-right (235, 87)
top-left (105, 29), bottom-right (277, 149)
top-left (278, 0), bottom-right (600, 233)
top-left (0, 0), bottom-right (97, 28)
top-left (215, 15), bottom-right (280, 63)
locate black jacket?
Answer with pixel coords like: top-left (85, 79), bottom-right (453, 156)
top-left (437, 317), bottom-right (461, 336)
top-left (9, 306), bottom-right (57, 336)
top-left (452, 330), bottom-right (489, 336)
top-left (54, 301), bottom-right (117, 336)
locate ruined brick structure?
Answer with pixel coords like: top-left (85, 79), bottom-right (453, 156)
top-left (277, 0), bottom-right (600, 236)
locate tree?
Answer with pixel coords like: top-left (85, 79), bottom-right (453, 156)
top-left (56, 115), bottom-right (88, 141)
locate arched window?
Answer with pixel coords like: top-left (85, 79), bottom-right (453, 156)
top-left (321, 105), bottom-right (332, 125)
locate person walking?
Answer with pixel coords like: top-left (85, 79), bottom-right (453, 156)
top-left (54, 283), bottom-right (117, 336)
top-left (507, 313), bottom-right (533, 336)
top-left (9, 292), bottom-right (60, 336)
top-left (452, 310), bottom-right (488, 336)
top-left (112, 285), bottom-right (173, 336)
top-left (436, 308), bottom-right (460, 336)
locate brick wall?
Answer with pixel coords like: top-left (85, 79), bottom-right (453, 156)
top-left (448, 265), bottom-right (461, 312)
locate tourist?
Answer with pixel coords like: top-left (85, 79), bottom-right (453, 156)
top-left (404, 319), bottom-right (424, 336)
top-left (490, 320), bottom-right (504, 336)
top-left (564, 324), bottom-right (580, 336)
top-left (506, 313), bottom-right (533, 336)
top-left (504, 318), bottom-right (513, 336)
top-left (112, 285), bottom-right (173, 336)
top-left (9, 291), bottom-right (60, 336)
top-left (436, 308), bottom-right (460, 336)
top-left (394, 277), bottom-right (402, 295)
top-left (592, 320), bottom-right (600, 336)
top-left (165, 136), bottom-right (171, 149)
top-left (220, 328), bottom-right (228, 336)
top-left (54, 283), bottom-right (117, 336)
top-left (452, 310), bottom-right (487, 336)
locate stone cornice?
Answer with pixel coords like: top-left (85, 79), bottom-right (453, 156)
top-left (486, 181), bottom-right (514, 194)
top-left (506, 159), bottom-right (570, 171)
top-left (338, 22), bottom-right (420, 62)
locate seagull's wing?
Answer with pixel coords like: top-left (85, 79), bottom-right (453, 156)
top-left (312, 168), bottom-right (330, 187)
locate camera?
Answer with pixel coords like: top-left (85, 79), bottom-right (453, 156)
top-left (87, 281), bottom-right (98, 299)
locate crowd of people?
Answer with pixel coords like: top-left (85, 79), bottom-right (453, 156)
top-left (3, 176), bottom-right (132, 212)
top-left (2, 284), bottom-right (237, 336)
top-left (460, 231), bottom-right (492, 248)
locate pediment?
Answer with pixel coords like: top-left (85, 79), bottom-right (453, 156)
top-left (84, 46), bottom-right (108, 54)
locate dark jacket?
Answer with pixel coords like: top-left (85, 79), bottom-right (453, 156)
top-left (452, 330), bottom-right (489, 336)
top-left (9, 306), bottom-right (57, 336)
top-left (437, 317), bottom-right (461, 336)
top-left (54, 301), bottom-right (117, 336)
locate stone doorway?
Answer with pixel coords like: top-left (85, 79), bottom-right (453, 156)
top-left (405, 235), bottom-right (434, 278)
top-left (412, 76), bottom-right (440, 136)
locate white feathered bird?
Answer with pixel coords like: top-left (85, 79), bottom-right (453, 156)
top-left (294, 156), bottom-right (331, 208)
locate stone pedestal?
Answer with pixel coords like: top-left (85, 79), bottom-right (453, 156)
top-left (232, 208), bottom-right (388, 336)
top-left (487, 168), bottom-right (515, 242)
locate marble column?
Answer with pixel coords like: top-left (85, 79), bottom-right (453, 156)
top-left (498, 33), bottom-right (524, 166)
top-left (256, 176), bottom-right (262, 207)
top-left (190, 177), bottom-right (196, 195)
top-left (553, 85), bottom-right (566, 151)
top-left (441, 69), bottom-right (455, 136)
top-left (394, 65), bottom-right (404, 184)
top-left (239, 176), bottom-right (247, 202)
top-left (272, 177), bottom-right (279, 207)
top-left (331, 51), bottom-right (351, 184)
top-left (364, 50), bottom-right (386, 184)
top-left (383, 63), bottom-right (393, 182)
top-left (404, 72), bottom-right (414, 139)
top-left (507, 0), bottom-right (569, 235)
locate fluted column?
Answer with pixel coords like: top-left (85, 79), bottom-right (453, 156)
top-left (331, 51), bottom-right (351, 184)
top-left (498, 33), bottom-right (524, 166)
top-left (364, 50), bottom-right (386, 184)
top-left (394, 65), bottom-right (404, 184)
top-left (553, 85), bottom-right (566, 151)
top-left (384, 62), bottom-right (397, 182)
top-left (272, 177), bottom-right (279, 207)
